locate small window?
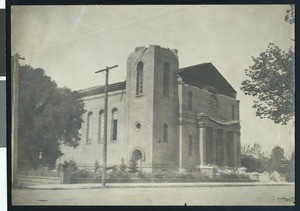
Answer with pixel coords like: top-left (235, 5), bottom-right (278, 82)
top-left (136, 62), bottom-right (143, 96)
top-left (111, 108), bottom-right (118, 141)
top-left (86, 112), bottom-right (93, 144)
top-left (188, 135), bottom-right (192, 156)
top-left (163, 63), bottom-right (170, 96)
top-left (163, 124), bottom-right (168, 142)
top-left (231, 105), bottom-right (235, 120)
top-left (98, 110), bottom-right (104, 143)
top-left (188, 92), bottom-right (192, 110)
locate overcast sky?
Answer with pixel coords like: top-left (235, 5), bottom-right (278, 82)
top-left (11, 5), bottom-right (295, 156)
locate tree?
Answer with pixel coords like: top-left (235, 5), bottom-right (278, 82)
top-left (241, 6), bottom-right (295, 125)
top-left (18, 65), bottom-right (86, 169)
top-left (241, 143), bottom-right (268, 172)
top-left (268, 146), bottom-right (288, 173)
top-left (286, 152), bottom-right (295, 182)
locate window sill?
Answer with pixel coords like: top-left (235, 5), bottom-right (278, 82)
top-left (136, 94), bottom-right (143, 98)
top-left (110, 140), bottom-right (118, 143)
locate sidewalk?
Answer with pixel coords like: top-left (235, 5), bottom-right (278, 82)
top-left (20, 182), bottom-right (295, 190)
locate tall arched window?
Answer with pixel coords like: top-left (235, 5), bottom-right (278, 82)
top-left (188, 92), bottom-right (193, 110)
top-left (188, 135), bottom-right (193, 156)
top-left (163, 63), bottom-right (170, 96)
top-left (163, 123), bottom-right (168, 142)
top-left (111, 108), bottom-right (118, 141)
top-left (136, 62), bottom-right (143, 96)
top-left (86, 112), bottom-right (93, 144)
top-left (98, 110), bottom-right (104, 143)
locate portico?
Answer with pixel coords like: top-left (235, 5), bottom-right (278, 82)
top-left (197, 113), bottom-right (241, 167)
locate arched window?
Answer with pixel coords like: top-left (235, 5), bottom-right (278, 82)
top-left (188, 92), bottom-right (193, 110)
top-left (136, 62), bottom-right (143, 96)
top-left (188, 135), bottom-right (192, 156)
top-left (163, 63), bottom-right (170, 96)
top-left (163, 123), bottom-right (168, 142)
top-left (231, 105), bottom-right (235, 120)
top-left (98, 110), bottom-right (104, 143)
top-left (86, 112), bottom-right (93, 144)
top-left (111, 108), bottom-right (118, 141)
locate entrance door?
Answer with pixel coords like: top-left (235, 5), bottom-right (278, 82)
top-left (132, 149), bottom-right (143, 162)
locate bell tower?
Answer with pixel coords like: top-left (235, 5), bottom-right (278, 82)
top-left (124, 45), bottom-right (180, 170)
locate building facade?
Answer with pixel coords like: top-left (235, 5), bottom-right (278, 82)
top-left (59, 45), bottom-right (241, 171)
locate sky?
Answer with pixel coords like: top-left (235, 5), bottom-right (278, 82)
top-left (11, 5), bottom-right (295, 157)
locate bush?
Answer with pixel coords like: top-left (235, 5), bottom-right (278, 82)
top-left (241, 155), bottom-right (263, 172)
top-left (72, 168), bottom-right (99, 178)
top-left (19, 165), bottom-right (59, 177)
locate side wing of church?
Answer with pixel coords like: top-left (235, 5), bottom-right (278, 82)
top-left (59, 45), bottom-right (241, 171)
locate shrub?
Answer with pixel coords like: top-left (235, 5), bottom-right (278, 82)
top-left (93, 160), bottom-right (100, 173)
top-left (19, 165), bottom-right (59, 177)
top-left (72, 168), bottom-right (97, 178)
top-left (119, 157), bottom-right (127, 171)
top-left (241, 155), bottom-right (263, 172)
top-left (128, 158), bottom-right (139, 173)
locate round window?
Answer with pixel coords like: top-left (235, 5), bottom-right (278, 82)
top-left (135, 122), bottom-right (142, 131)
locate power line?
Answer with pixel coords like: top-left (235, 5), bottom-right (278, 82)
top-left (12, 5), bottom-right (151, 53)
top-left (13, 6), bottom-right (193, 57)
top-left (12, 6), bottom-right (169, 55)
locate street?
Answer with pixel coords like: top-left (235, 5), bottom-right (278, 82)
top-left (12, 184), bottom-right (295, 206)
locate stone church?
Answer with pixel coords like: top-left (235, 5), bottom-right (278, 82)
top-left (60, 45), bottom-right (241, 171)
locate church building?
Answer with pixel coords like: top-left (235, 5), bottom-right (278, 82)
top-left (60, 45), bottom-right (241, 171)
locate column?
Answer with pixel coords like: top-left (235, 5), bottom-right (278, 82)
top-left (233, 131), bottom-right (241, 167)
top-left (179, 122), bottom-right (183, 169)
top-left (199, 127), bottom-right (206, 165)
top-left (222, 130), bottom-right (227, 166)
top-left (212, 128), bottom-right (217, 165)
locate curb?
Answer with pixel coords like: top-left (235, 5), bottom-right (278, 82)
top-left (21, 182), bottom-right (295, 190)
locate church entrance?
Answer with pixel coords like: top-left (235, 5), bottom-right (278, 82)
top-left (132, 149), bottom-right (143, 162)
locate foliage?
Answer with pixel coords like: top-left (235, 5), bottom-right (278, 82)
top-left (285, 5), bottom-right (295, 25)
top-left (18, 65), bottom-right (86, 169)
top-left (268, 146), bottom-right (288, 173)
top-left (241, 7), bottom-right (295, 125)
top-left (241, 143), bottom-right (266, 159)
top-left (72, 168), bottom-right (99, 178)
top-left (286, 152), bottom-right (295, 182)
top-left (241, 143), bottom-right (269, 172)
top-left (241, 43), bottom-right (295, 125)
top-left (19, 165), bottom-right (59, 177)
top-left (93, 160), bottom-right (100, 173)
top-left (241, 155), bottom-right (263, 173)
top-left (119, 157), bottom-right (127, 171)
top-left (127, 158), bottom-right (139, 173)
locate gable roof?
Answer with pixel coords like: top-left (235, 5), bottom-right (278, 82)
top-left (77, 81), bottom-right (126, 97)
top-left (177, 63), bottom-right (237, 98)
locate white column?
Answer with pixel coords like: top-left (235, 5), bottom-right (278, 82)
top-left (222, 130), bottom-right (227, 166)
top-left (179, 123), bottom-right (183, 169)
top-left (199, 127), bottom-right (206, 165)
top-left (212, 128), bottom-right (217, 165)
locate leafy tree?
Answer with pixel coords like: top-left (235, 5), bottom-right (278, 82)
top-left (241, 143), bottom-right (268, 172)
top-left (241, 6), bottom-right (295, 125)
top-left (268, 146), bottom-right (288, 173)
top-left (285, 5), bottom-right (295, 25)
top-left (18, 65), bottom-right (86, 169)
top-left (286, 152), bottom-right (295, 182)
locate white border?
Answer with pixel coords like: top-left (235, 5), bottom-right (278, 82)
top-left (0, 76), bottom-right (6, 81)
top-left (0, 0), bottom-right (5, 9)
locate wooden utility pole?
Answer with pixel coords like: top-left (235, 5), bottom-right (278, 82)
top-left (11, 53), bottom-right (24, 187)
top-left (95, 65), bottom-right (118, 187)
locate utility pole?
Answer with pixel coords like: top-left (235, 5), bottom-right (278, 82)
top-left (95, 65), bottom-right (118, 187)
top-left (11, 53), bottom-right (24, 187)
